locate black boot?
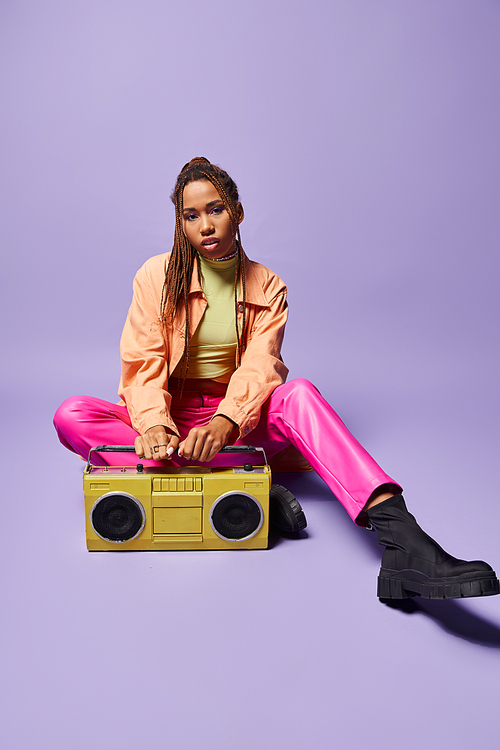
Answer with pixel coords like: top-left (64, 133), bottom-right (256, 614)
top-left (367, 495), bottom-right (500, 599)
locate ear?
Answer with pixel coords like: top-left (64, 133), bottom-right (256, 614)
top-left (236, 202), bottom-right (244, 225)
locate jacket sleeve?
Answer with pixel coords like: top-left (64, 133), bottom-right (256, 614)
top-left (118, 265), bottom-right (179, 437)
top-left (214, 286), bottom-right (289, 438)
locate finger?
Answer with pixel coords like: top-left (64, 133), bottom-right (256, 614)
top-left (189, 435), bottom-right (203, 461)
top-left (151, 439), bottom-right (167, 460)
top-left (205, 441), bottom-right (221, 462)
top-left (135, 436), bottom-right (145, 459)
top-left (144, 433), bottom-right (160, 461)
top-left (167, 435), bottom-right (180, 458)
top-left (157, 435), bottom-right (179, 460)
top-left (143, 441), bottom-right (154, 460)
top-left (156, 444), bottom-right (169, 460)
top-left (179, 431), bottom-right (197, 459)
top-left (190, 432), bottom-right (210, 461)
top-left (198, 436), bottom-right (216, 463)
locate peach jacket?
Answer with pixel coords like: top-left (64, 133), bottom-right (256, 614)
top-left (118, 250), bottom-right (289, 439)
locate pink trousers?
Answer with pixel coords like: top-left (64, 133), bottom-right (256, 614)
top-left (53, 378), bottom-right (401, 524)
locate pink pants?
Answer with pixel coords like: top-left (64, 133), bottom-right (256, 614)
top-left (53, 378), bottom-right (401, 524)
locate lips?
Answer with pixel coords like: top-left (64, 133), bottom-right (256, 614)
top-left (201, 238), bottom-right (220, 249)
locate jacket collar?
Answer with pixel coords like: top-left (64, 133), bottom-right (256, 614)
top-left (188, 249), bottom-right (269, 306)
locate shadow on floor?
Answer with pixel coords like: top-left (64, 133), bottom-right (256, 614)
top-left (381, 597), bottom-right (500, 648)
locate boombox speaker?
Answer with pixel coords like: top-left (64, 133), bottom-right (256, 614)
top-left (83, 445), bottom-right (271, 551)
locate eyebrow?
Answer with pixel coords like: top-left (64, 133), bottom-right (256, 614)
top-left (182, 200), bottom-right (224, 212)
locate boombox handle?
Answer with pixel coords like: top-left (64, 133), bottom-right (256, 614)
top-left (85, 444), bottom-right (268, 472)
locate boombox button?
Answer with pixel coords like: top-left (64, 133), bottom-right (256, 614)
top-left (243, 463), bottom-right (253, 472)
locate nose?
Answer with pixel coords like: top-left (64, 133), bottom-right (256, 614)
top-left (200, 212), bottom-right (215, 235)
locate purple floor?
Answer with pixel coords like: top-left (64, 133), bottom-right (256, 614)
top-left (2, 1), bottom-right (500, 748)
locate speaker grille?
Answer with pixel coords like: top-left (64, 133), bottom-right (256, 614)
top-left (210, 492), bottom-right (263, 541)
top-left (91, 492), bottom-right (145, 543)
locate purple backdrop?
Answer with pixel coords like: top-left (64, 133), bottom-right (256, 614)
top-left (1, 1), bottom-right (500, 749)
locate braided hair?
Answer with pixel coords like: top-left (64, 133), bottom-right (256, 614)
top-left (160, 157), bottom-right (247, 392)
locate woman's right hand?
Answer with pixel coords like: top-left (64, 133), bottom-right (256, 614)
top-left (135, 425), bottom-right (180, 461)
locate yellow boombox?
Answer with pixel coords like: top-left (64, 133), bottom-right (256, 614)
top-left (83, 445), bottom-right (273, 551)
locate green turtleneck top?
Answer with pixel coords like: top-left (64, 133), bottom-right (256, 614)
top-left (171, 253), bottom-right (240, 382)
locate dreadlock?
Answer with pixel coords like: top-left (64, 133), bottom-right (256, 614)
top-left (160, 157), bottom-right (247, 393)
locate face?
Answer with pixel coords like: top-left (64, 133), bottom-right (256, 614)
top-left (181, 180), bottom-right (244, 260)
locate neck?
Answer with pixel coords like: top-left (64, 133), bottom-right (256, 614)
top-left (202, 247), bottom-right (239, 262)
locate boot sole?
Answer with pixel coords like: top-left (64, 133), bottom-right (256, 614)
top-left (377, 568), bottom-right (500, 600)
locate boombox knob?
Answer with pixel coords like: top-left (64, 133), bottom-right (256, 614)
top-left (243, 463), bottom-right (253, 472)
top-left (137, 464), bottom-right (144, 473)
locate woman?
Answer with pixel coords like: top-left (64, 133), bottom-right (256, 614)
top-left (54, 157), bottom-right (499, 600)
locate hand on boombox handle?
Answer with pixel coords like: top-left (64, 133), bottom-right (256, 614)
top-left (86, 445), bottom-right (268, 471)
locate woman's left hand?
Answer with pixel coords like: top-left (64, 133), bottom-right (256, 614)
top-left (179, 415), bottom-right (237, 462)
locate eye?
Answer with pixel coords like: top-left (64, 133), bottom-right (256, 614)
top-left (211, 206), bottom-right (224, 215)
top-left (183, 213), bottom-right (198, 221)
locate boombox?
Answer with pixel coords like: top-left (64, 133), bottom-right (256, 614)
top-left (83, 445), bottom-right (272, 551)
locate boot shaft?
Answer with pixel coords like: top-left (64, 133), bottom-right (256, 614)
top-left (367, 494), bottom-right (454, 564)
